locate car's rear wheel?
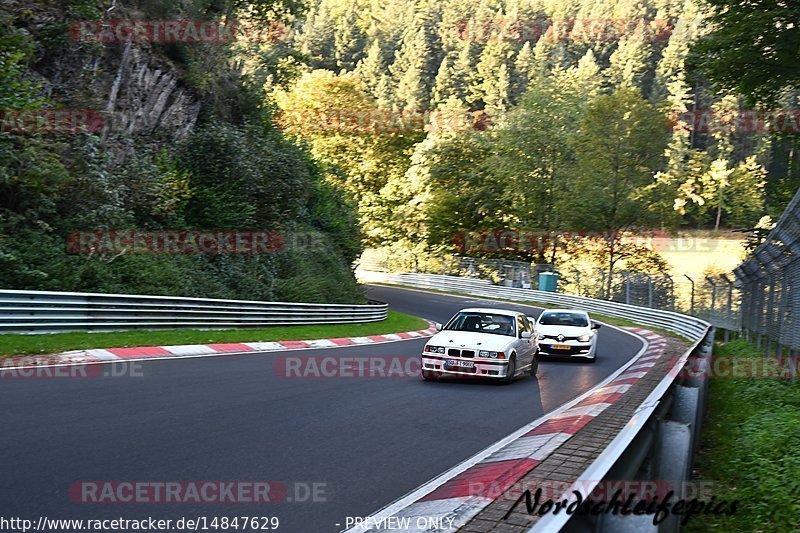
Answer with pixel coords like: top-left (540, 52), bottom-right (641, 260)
top-left (502, 355), bottom-right (517, 385)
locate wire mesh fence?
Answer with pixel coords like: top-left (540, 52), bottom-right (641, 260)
top-left (734, 188), bottom-right (800, 355)
top-left (358, 249), bottom-right (741, 333)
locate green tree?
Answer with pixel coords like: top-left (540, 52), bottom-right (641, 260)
top-left (409, 130), bottom-right (503, 248)
top-left (606, 32), bottom-right (652, 89)
top-left (565, 88), bottom-right (670, 294)
top-left (0, 17), bottom-right (44, 109)
top-left (431, 52), bottom-right (461, 108)
top-left (275, 70), bottom-right (422, 246)
top-left (334, 5), bottom-right (366, 71)
top-left (511, 41), bottom-right (535, 101)
top-left (476, 38), bottom-right (516, 115)
top-left (690, 0), bottom-right (800, 106)
top-left (392, 19), bottom-right (441, 110)
top-left (488, 75), bottom-right (586, 262)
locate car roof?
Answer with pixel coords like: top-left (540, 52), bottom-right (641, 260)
top-left (539, 309), bottom-right (590, 316)
top-left (458, 307), bottom-right (521, 316)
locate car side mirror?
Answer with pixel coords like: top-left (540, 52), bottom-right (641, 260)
top-left (591, 323), bottom-right (601, 330)
top-left (434, 322), bottom-right (442, 331)
top-left (521, 331), bottom-right (533, 339)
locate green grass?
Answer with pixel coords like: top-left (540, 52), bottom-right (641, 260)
top-left (0, 311), bottom-right (429, 358)
top-left (688, 339), bottom-right (800, 532)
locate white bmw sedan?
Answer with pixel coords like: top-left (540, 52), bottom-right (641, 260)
top-left (421, 308), bottom-right (539, 384)
top-left (536, 309), bottom-right (600, 362)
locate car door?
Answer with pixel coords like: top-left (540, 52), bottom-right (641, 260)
top-left (516, 315), bottom-right (535, 365)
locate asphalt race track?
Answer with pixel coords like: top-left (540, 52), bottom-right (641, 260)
top-left (0, 285), bottom-right (643, 532)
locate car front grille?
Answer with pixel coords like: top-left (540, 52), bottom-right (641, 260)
top-left (446, 348), bottom-right (475, 358)
top-left (541, 334), bottom-right (581, 341)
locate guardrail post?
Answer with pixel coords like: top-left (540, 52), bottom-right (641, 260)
top-left (599, 268), bottom-right (607, 299)
top-left (666, 274), bottom-right (675, 312)
top-left (670, 386), bottom-right (702, 457)
top-left (654, 420), bottom-right (692, 533)
top-left (625, 272), bottom-right (631, 305)
top-left (720, 274), bottom-right (734, 341)
top-left (684, 274), bottom-right (695, 315)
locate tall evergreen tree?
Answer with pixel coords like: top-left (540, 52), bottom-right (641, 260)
top-left (652, 0), bottom-right (702, 101)
top-left (334, 5), bottom-right (367, 72)
top-left (453, 39), bottom-right (484, 109)
top-left (431, 52), bottom-right (462, 108)
top-left (356, 40), bottom-right (388, 98)
top-left (476, 38), bottom-right (516, 115)
top-left (605, 31), bottom-right (652, 89)
top-left (392, 20), bottom-right (441, 110)
top-left (511, 41), bottom-right (535, 102)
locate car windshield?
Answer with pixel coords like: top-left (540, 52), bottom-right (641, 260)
top-left (445, 312), bottom-right (516, 337)
top-left (539, 312), bottom-right (589, 327)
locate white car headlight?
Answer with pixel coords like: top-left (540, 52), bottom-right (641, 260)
top-left (479, 350), bottom-right (503, 358)
top-left (425, 345), bottom-right (446, 354)
top-left (577, 334), bottom-right (593, 343)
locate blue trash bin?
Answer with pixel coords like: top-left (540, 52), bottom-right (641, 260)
top-left (538, 272), bottom-right (558, 292)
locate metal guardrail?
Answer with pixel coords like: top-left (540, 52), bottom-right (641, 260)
top-left (358, 271), bottom-right (709, 340)
top-left (359, 254), bottom-right (741, 333)
top-left (0, 289), bottom-right (389, 334)
top-left (357, 270), bottom-right (712, 532)
top-left (541, 327), bottom-right (715, 533)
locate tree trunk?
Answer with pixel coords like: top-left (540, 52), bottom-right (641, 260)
top-left (606, 232), bottom-right (616, 298)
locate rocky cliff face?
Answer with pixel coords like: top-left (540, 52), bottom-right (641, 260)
top-left (7, 0), bottom-right (202, 147)
top-left (100, 41), bottom-right (201, 142)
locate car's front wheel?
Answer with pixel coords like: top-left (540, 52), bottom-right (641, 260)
top-left (422, 369), bottom-right (438, 381)
top-left (530, 353), bottom-right (539, 377)
top-left (502, 355), bottom-right (517, 385)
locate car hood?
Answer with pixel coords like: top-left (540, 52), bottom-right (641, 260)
top-left (428, 330), bottom-right (515, 351)
top-left (536, 324), bottom-right (592, 337)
